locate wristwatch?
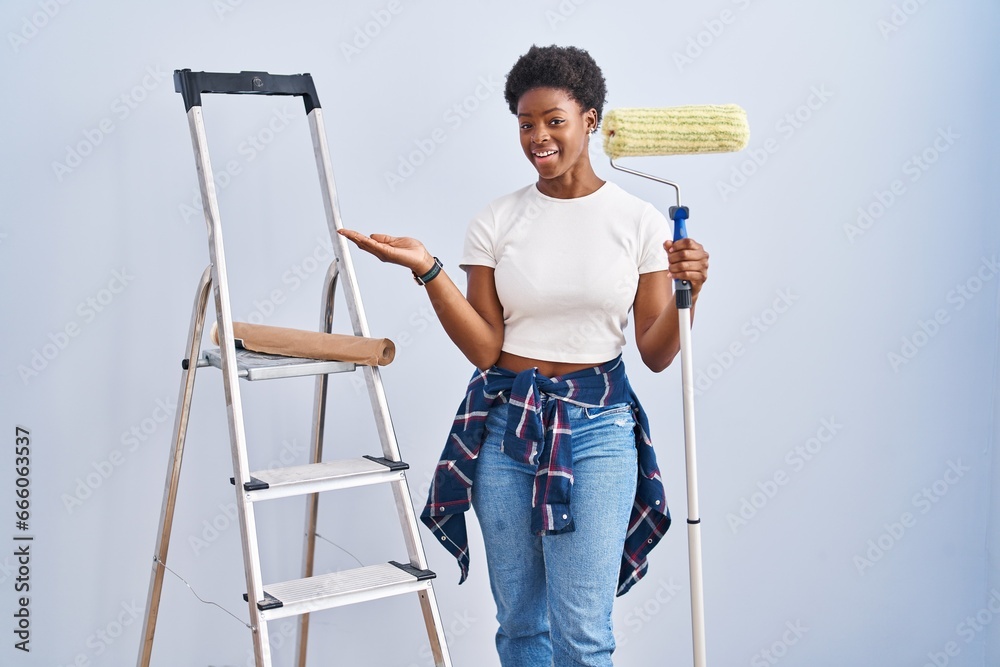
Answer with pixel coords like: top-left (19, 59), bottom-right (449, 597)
top-left (412, 257), bottom-right (443, 286)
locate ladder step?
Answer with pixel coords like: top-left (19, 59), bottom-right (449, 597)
top-left (185, 347), bottom-right (356, 381)
top-left (240, 457), bottom-right (408, 502)
top-left (255, 562), bottom-right (436, 620)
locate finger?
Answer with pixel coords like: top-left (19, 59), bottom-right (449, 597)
top-left (667, 247), bottom-right (709, 262)
top-left (339, 231), bottom-right (390, 259)
top-left (668, 242), bottom-right (705, 257)
top-left (670, 266), bottom-right (708, 282)
top-left (670, 264), bottom-right (708, 277)
top-left (669, 258), bottom-right (707, 272)
top-left (339, 228), bottom-right (373, 246)
top-left (671, 257), bottom-right (709, 272)
top-left (361, 236), bottom-right (395, 254)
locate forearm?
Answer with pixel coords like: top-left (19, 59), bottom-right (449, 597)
top-left (635, 237), bottom-right (709, 373)
top-left (336, 230), bottom-right (503, 369)
top-left (422, 269), bottom-right (503, 370)
top-left (637, 293), bottom-right (698, 373)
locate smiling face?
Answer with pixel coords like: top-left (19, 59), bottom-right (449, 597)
top-left (516, 86), bottom-right (602, 198)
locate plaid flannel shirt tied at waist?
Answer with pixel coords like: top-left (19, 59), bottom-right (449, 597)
top-left (420, 355), bottom-right (672, 596)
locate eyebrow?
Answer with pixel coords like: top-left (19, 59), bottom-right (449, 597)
top-left (517, 106), bottom-right (566, 117)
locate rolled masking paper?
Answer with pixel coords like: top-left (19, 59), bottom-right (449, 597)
top-left (602, 104), bottom-right (750, 159)
top-left (210, 321), bottom-right (395, 366)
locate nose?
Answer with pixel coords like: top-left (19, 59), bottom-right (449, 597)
top-left (531, 127), bottom-right (550, 145)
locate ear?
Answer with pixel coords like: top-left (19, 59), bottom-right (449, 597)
top-left (584, 107), bottom-right (598, 133)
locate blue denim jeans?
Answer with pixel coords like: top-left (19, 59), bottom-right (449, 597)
top-left (471, 398), bottom-right (639, 667)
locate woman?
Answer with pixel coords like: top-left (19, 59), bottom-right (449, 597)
top-left (340, 44), bottom-right (709, 667)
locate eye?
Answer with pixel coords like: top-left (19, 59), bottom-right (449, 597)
top-left (519, 122), bottom-right (532, 131)
top-left (549, 118), bottom-right (565, 126)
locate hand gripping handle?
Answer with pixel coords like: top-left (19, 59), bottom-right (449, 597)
top-left (669, 206), bottom-right (692, 309)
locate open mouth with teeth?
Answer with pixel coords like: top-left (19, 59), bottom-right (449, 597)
top-left (533, 149), bottom-right (559, 161)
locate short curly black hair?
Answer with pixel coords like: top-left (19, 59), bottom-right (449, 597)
top-left (504, 45), bottom-right (608, 126)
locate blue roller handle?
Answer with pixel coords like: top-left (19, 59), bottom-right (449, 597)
top-left (669, 206), bottom-right (692, 309)
top-left (671, 205), bottom-right (689, 243)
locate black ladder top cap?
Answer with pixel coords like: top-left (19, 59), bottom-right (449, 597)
top-left (173, 69), bottom-right (321, 113)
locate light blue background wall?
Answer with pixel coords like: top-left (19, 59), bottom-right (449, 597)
top-left (1, 1), bottom-right (998, 665)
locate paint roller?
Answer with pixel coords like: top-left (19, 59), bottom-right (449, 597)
top-left (603, 103), bottom-right (750, 667)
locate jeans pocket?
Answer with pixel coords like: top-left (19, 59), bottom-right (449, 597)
top-left (583, 402), bottom-right (633, 420)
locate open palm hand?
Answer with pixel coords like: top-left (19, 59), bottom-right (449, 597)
top-left (338, 229), bottom-right (435, 274)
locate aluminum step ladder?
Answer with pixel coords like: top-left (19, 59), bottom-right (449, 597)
top-left (137, 70), bottom-right (452, 667)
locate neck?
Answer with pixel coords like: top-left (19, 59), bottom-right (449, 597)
top-left (536, 168), bottom-right (605, 199)
top-left (535, 144), bottom-right (605, 198)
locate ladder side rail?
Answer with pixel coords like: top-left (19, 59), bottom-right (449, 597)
top-left (308, 107), bottom-right (453, 667)
top-left (306, 109), bottom-right (375, 340)
top-left (417, 588), bottom-right (452, 667)
top-left (296, 260), bottom-right (339, 667)
top-left (306, 109), bottom-right (407, 465)
top-left (137, 266), bottom-right (212, 667)
top-left (187, 105), bottom-right (272, 666)
top-left (390, 467), bottom-right (453, 667)
top-left (307, 108), bottom-right (423, 557)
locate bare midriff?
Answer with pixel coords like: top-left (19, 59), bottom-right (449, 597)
top-left (495, 351), bottom-right (613, 379)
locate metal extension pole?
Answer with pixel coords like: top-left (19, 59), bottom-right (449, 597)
top-left (610, 157), bottom-right (708, 667)
top-left (668, 202), bottom-right (708, 667)
top-left (677, 291), bottom-right (707, 667)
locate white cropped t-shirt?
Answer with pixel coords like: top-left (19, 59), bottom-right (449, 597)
top-left (460, 182), bottom-right (671, 364)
